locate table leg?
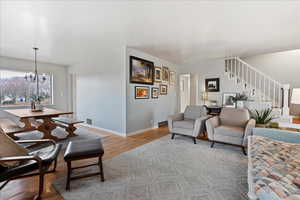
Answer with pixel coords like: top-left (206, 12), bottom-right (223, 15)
top-left (37, 117), bottom-right (58, 140)
top-left (65, 124), bottom-right (77, 137)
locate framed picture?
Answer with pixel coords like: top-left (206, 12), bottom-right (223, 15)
top-left (154, 67), bottom-right (162, 82)
top-left (135, 86), bottom-right (150, 99)
top-left (151, 87), bottom-right (159, 98)
top-left (205, 78), bottom-right (220, 92)
top-left (222, 93), bottom-right (237, 108)
top-left (160, 84), bottom-right (168, 95)
top-left (162, 66), bottom-right (170, 82)
top-left (130, 56), bottom-right (154, 85)
top-left (170, 71), bottom-right (176, 86)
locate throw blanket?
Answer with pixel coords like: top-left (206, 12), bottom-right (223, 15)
top-left (249, 136), bottom-right (300, 200)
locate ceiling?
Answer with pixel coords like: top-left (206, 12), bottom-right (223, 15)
top-left (1, 1), bottom-right (300, 66)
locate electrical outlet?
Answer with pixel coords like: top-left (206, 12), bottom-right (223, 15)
top-left (86, 118), bottom-right (92, 125)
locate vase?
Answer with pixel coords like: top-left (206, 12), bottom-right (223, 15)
top-left (236, 101), bottom-right (244, 108)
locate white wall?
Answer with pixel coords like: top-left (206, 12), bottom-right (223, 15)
top-left (243, 49), bottom-right (300, 115)
top-left (68, 47), bottom-right (127, 135)
top-left (126, 48), bottom-right (179, 134)
top-left (180, 58), bottom-right (238, 106)
top-left (0, 56), bottom-right (70, 118)
top-left (243, 49), bottom-right (300, 89)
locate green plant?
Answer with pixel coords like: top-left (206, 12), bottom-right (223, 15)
top-left (250, 108), bottom-right (275, 124)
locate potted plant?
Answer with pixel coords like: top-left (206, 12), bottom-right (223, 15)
top-left (232, 93), bottom-right (248, 108)
top-left (250, 108), bottom-right (275, 128)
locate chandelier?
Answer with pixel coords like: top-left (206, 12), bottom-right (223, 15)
top-left (24, 47), bottom-right (47, 97)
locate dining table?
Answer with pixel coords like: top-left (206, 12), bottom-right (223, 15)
top-left (4, 108), bottom-right (73, 140)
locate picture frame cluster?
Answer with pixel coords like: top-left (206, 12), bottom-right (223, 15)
top-left (130, 56), bottom-right (176, 99)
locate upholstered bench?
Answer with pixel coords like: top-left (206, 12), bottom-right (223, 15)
top-left (64, 139), bottom-right (105, 190)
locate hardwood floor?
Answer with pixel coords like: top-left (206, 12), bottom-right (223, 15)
top-left (1, 126), bottom-right (170, 200)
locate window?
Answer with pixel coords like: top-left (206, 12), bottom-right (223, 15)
top-left (0, 70), bottom-right (53, 106)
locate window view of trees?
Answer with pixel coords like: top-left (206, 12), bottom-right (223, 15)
top-left (0, 70), bottom-right (52, 106)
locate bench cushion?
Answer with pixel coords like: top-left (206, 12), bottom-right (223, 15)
top-left (64, 139), bottom-right (104, 161)
top-left (53, 117), bottom-right (84, 125)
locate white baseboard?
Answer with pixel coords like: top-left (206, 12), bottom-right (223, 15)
top-left (81, 123), bottom-right (160, 137)
top-left (81, 123), bottom-right (126, 137)
top-left (126, 125), bottom-right (159, 136)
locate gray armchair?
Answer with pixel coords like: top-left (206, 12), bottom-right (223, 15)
top-left (168, 105), bottom-right (210, 144)
top-left (206, 107), bottom-right (256, 155)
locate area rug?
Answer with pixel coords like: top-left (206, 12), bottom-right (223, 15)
top-left (53, 135), bottom-right (248, 200)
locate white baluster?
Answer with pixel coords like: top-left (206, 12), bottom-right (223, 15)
top-left (273, 80), bottom-right (276, 107)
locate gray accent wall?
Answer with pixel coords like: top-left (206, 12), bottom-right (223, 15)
top-left (126, 48), bottom-right (180, 134)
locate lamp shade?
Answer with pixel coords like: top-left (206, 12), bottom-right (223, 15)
top-left (291, 88), bottom-right (300, 104)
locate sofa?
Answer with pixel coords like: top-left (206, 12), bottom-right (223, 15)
top-left (206, 107), bottom-right (256, 154)
top-left (168, 105), bottom-right (210, 144)
top-left (248, 128), bottom-right (300, 200)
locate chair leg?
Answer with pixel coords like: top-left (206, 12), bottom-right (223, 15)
top-left (210, 141), bottom-right (215, 148)
top-left (171, 133), bottom-right (175, 139)
top-left (193, 137), bottom-right (197, 144)
top-left (52, 158), bottom-right (58, 172)
top-left (98, 156), bottom-right (105, 182)
top-left (242, 147), bottom-right (247, 156)
top-left (66, 161), bottom-right (71, 190)
top-left (35, 170), bottom-right (45, 200)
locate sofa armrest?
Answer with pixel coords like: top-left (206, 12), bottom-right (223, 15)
top-left (242, 119), bottom-right (256, 146)
top-left (168, 113), bottom-right (184, 130)
top-left (253, 128), bottom-right (300, 144)
top-left (205, 116), bottom-right (220, 140)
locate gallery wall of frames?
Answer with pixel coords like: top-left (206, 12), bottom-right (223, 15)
top-left (129, 56), bottom-right (177, 100)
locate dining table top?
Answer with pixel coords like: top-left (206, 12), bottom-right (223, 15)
top-left (4, 108), bottom-right (73, 118)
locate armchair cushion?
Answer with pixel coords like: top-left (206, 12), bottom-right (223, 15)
top-left (219, 108), bottom-right (250, 128)
top-left (214, 126), bottom-right (244, 138)
top-left (0, 132), bottom-right (28, 168)
top-left (173, 120), bottom-right (194, 129)
top-left (184, 105), bottom-right (207, 120)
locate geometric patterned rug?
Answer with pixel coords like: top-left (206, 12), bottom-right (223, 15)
top-left (53, 135), bottom-right (249, 200)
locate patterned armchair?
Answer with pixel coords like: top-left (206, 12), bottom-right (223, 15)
top-left (206, 107), bottom-right (256, 154)
top-left (168, 105), bottom-right (210, 144)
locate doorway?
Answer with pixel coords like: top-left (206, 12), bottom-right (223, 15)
top-left (180, 74), bottom-right (191, 112)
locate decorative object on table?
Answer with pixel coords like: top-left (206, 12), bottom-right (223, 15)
top-left (24, 47), bottom-right (47, 112)
top-left (135, 86), bottom-right (150, 99)
top-left (222, 93), bottom-right (237, 108)
top-left (232, 92), bottom-right (248, 108)
top-left (151, 87), bottom-right (159, 99)
top-left (154, 66), bottom-right (162, 83)
top-left (162, 66), bottom-right (170, 82)
top-left (250, 108), bottom-right (275, 128)
top-left (169, 71), bottom-right (176, 86)
top-left (205, 78), bottom-right (220, 92)
top-left (160, 84), bottom-right (168, 95)
top-left (130, 56), bottom-right (154, 85)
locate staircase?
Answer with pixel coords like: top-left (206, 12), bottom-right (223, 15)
top-left (224, 57), bottom-right (291, 122)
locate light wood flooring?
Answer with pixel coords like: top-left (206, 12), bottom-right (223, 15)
top-left (1, 126), bottom-right (171, 200)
